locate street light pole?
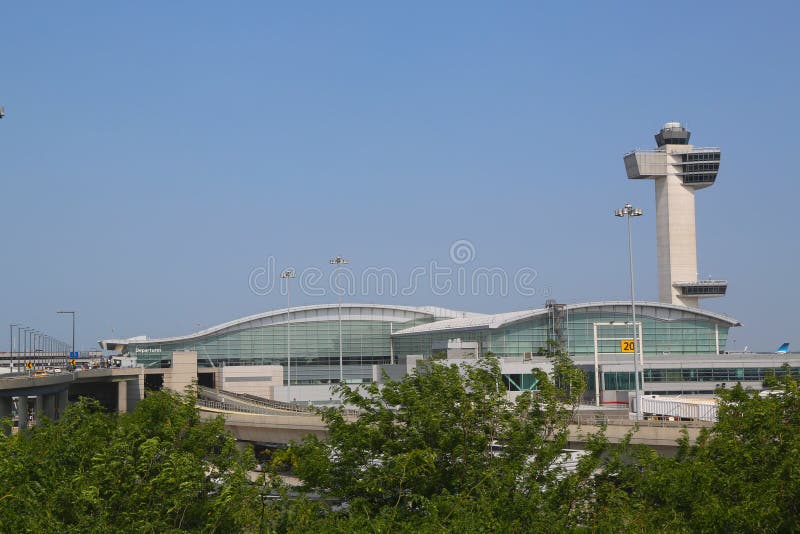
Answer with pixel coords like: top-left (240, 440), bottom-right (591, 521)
top-left (615, 203), bottom-right (644, 420)
top-left (38, 332), bottom-right (44, 370)
top-left (57, 310), bottom-right (76, 363)
top-left (280, 269), bottom-right (296, 403)
top-left (32, 331), bottom-right (40, 371)
top-left (9, 324), bottom-right (17, 372)
top-left (329, 255), bottom-right (350, 384)
top-left (28, 329), bottom-right (35, 370)
top-left (30, 330), bottom-right (37, 371)
top-left (20, 327), bottom-right (29, 372)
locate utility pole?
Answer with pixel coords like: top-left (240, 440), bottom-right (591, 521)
top-left (329, 255), bottom-right (350, 384)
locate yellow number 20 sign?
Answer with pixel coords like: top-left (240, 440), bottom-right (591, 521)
top-left (620, 339), bottom-right (635, 353)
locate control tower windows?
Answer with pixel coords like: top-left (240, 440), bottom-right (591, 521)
top-left (681, 174), bottom-right (717, 185)
top-left (682, 152), bottom-right (721, 162)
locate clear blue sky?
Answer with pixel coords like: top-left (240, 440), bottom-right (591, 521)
top-left (2, 2), bottom-right (798, 351)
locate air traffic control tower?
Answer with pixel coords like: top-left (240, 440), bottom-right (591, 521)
top-left (624, 122), bottom-right (727, 308)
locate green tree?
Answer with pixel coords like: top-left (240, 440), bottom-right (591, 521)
top-left (285, 352), bottom-right (600, 531)
top-left (590, 370), bottom-right (800, 532)
top-left (0, 390), bottom-right (261, 533)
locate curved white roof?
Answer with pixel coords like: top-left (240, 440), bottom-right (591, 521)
top-left (391, 301), bottom-right (741, 336)
top-left (98, 303), bottom-right (476, 349)
top-left (390, 309), bottom-right (543, 336)
top-left (99, 301), bottom-right (740, 350)
top-left (572, 301), bottom-right (740, 326)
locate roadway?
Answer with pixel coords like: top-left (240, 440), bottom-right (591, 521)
top-left (0, 367), bottom-right (144, 431)
top-left (196, 390), bottom-right (704, 448)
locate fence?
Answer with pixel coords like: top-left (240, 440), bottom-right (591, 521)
top-left (196, 386), bottom-right (360, 417)
top-left (570, 413), bottom-right (713, 428)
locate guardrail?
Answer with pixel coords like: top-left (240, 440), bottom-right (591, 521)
top-left (197, 399), bottom-right (295, 415)
top-left (570, 413), bottom-right (713, 428)
top-left (197, 386), bottom-right (361, 417)
top-left (198, 390), bottom-right (713, 429)
top-left (224, 390), bottom-right (317, 414)
top-left (200, 386), bottom-right (316, 414)
top-left (624, 146), bottom-right (721, 156)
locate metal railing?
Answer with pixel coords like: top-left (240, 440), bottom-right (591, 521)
top-left (673, 280), bottom-right (728, 286)
top-left (624, 146), bottom-right (720, 157)
top-left (197, 390), bottom-right (311, 416)
top-left (570, 413), bottom-right (713, 428)
top-left (197, 399), bottom-right (283, 415)
top-left (224, 390), bottom-right (318, 414)
top-left (197, 388), bottom-right (712, 427)
top-left (196, 386), bottom-right (360, 417)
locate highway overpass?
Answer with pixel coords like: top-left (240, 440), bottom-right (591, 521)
top-left (195, 389), bottom-right (705, 448)
top-left (0, 368), bottom-right (143, 433)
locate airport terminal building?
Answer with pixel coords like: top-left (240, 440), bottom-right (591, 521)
top-left (97, 299), bottom-right (798, 405)
top-left (99, 123), bottom-right (800, 405)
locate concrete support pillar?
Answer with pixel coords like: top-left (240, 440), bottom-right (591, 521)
top-left (0, 397), bottom-right (13, 436)
top-left (43, 394), bottom-right (56, 420)
top-left (117, 380), bottom-right (128, 413)
top-left (34, 396), bottom-right (44, 425)
top-left (17, 396), bottom-right (29, 431)
top-left (163, 351), bottom-right (198, 393)
top-left (56, 389), bottom-right (69, 420)
top-left (0, 397), bottom-right (12, 419)
top-left (133, 372), bottom-right (145, 411)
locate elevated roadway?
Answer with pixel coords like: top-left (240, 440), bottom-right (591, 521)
top-left (568, 413), bottom-right (712, 447)
top-left (197, 393), bottom-right (703, 448)
top-left (199, 408), bottom-right (328, 445)
top-left (0, 368), bottom-right (143, 432)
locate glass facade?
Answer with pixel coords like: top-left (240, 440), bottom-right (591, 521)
top-left (393, 317), bottom-right (552, 361)
top-left (502, 373), bottom-right (539, 391)
top-left (644, 366), bottom-right (800, 384)
top-left (563, 309), bottom-right (727, 356)
top-left (681, 174), bottom-right (717, 185)
top-left (393, 304), bottom-right (730, 360)
top-left (681, 151), bottom-right (721, 162)
top-left (118, 302), bottom-right (739, 390)
top-left (126, 305), bottom-right (441, 384)
top-left (132, 320), bottom-right (404, 368)
top-left (588, 371), bottom-right (640, 392)
top-left (678, 151), bottom-right (720, 186)
top-left (585, 366), bottom-right (800, 396)
top-left (679, 284), bottom-right (727, 296)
